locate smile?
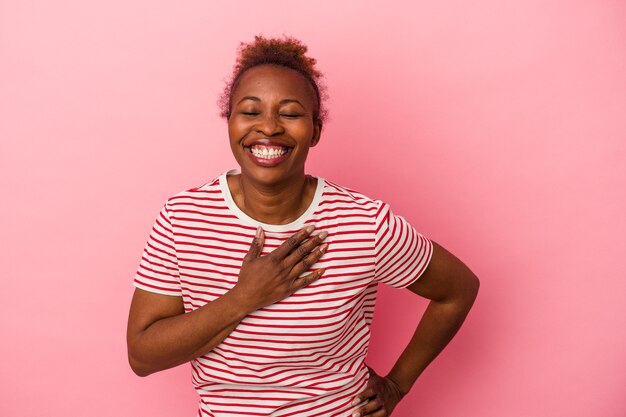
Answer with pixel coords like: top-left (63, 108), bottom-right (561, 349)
top-left (248, 144), bottom-right (290, 159)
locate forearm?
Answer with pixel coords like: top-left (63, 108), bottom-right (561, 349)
top-left (351, 242), bottom-right (479, 417)
top-left (128, 289), bottom-right (252, 376)
top-left (386, 293), bottom-right (477, 394)
top-left (128, 226), bottom-right (327, 377)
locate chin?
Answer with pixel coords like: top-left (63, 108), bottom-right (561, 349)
top-left (241, 164), bottom-right (301, 186)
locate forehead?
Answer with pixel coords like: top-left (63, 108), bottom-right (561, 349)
top-left (232, 65), bottom-right (315, 106)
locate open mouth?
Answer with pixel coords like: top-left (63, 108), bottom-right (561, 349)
top-left (246, 144), bottom-right (291, 161)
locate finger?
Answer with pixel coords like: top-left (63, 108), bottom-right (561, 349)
top-left (291, 268), bottom-right (325, 292)
top-left (288, 242), bottom-right (328, 277)
top-left (361, 408), bottom-right (387, 417)
top-left (352, 388), bottom-right (376, 407)
top-left (244, 227), bottom-right (264, 260)
top-left (271, 225), bottom-right (315, 260)
top-left (283, 230), bottom-right (328, 269)
top-left (354, 398), bottom-right (384, 417)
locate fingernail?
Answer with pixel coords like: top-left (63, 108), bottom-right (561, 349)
top-left (351, 398), bottom-right (360, 406)
top-left (318, 230), bottom-right (328, 240)
top-left (352, 412), bottom-right (360, 417)
top-left (256, 227), bottom-right (262, 238)
top-left (305, 225), bottom-right (315, 233)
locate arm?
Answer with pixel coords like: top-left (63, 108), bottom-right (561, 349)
top-left (127, 287), bottom-right (249, 377)
top-left (352, 241), bottom-right (479, 416)
top-left (127, 226), bottom-right (328, 377)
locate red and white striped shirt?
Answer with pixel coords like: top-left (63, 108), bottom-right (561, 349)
top-left (134, 171), bottom-right (432, 417)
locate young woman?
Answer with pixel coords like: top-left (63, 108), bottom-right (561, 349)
top-left (127, 36), bottom-right (479, 417)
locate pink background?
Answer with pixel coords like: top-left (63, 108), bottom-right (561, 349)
top-left (1, 1), bottom-right (625, 416)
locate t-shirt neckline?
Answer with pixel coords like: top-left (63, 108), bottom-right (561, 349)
top-left (219, 169), bottom-right (325, 232)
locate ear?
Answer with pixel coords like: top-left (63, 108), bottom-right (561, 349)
top-left (311, 121), bottom-right (323, 147)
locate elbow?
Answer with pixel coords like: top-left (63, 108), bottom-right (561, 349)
top-left (129, 359), bottom-right (154, 377)
top-left (463, 272), bottom-right (480, 308)
top-left (127, 330), bottom-right (161, 377)
top-left (469, 273), bottom-right (480, 297)
top-left (444, 270), bottom-right (479, 309)
top-left (128, 356), bottom-right (150, 377)
top-left (130, 364), bottom-right (150, 378)
top-left (127, 349), bottom-right (156, 377)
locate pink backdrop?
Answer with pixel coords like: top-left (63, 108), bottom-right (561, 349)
top-left (1, 1), bottom-right (625, 416)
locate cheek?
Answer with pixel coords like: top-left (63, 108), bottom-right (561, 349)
top-left (227, 124), bottom-right (243, 157)
top-left (228, 121), bottom-right (244, 143)
top-left (292, 122), bottom-right (316, 142)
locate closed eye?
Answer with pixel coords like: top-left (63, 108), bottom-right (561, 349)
top-left (280, 113), bottom-right (302, 118)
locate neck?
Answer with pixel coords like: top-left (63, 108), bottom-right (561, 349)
top-left (228, 171), bottom-right (317, 225)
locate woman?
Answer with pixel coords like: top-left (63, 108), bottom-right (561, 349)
top-left (127, 36), bottom-right (479, 417)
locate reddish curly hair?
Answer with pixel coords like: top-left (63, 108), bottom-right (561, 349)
top-left (219, 35), bottom-right (328, 124)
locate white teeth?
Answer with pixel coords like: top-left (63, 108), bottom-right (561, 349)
top-left (250, 145), bottom-right (288, 159)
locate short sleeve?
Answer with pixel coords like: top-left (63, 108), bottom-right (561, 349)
top-left (374, 202), bottom-right (433, 288)
top-left (133, 203), bottom-right (182, 296)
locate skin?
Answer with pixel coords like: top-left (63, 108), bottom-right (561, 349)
top-left (126, 66), bottom-right (327, 376)
top-left (126, 64), bottom-right (480, 416)
top-left (350, 242), bottom-right (479, 417)
top-left (227, 64), bottom-right (322, 225)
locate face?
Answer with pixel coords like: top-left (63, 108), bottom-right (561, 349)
top-left (228, 64), bottom-right (322, 187)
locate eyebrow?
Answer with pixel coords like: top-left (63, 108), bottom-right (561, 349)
top-left (237, 96), bottom-right (305, 107)
top-left (238, 96), bottom-right (261, 104)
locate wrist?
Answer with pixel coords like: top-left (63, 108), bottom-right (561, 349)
top-left (225, 286), bottom-right (258, 319)
top-left (385, 373), bottom-right (410, 397)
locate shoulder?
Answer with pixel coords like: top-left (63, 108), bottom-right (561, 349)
top-left (321, 178), bottom-right (378, 205)
top-left (319, 178), bottom-right (388, 217)
top-left (163, 175), bottom-right (224, 210)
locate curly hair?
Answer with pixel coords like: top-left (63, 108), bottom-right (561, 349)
top-left (219, 35), bottom-right (328, 124)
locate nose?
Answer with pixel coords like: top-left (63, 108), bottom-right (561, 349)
top-left (255, 113), bottom-right (284, 136)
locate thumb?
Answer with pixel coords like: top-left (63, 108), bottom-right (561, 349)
top-left (365, 365), bottom-right (379, 387)
top-left (245, 227), bottom-right (264, 260)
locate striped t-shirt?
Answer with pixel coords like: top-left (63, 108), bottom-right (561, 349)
top-left (134, 170), bottom-right (433, 417)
